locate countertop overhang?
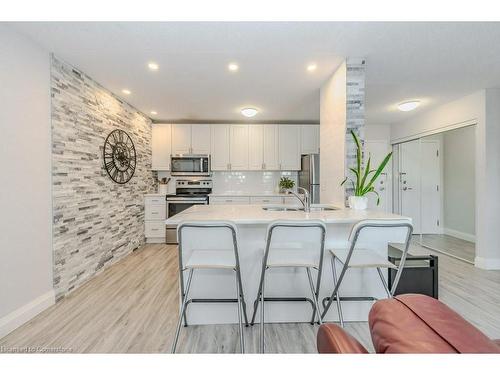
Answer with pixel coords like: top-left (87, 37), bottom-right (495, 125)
top-left (165, 204), bottom-right (409, 225)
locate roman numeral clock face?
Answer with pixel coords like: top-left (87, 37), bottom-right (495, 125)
top-left (103, 129), bottom-right (136, 184)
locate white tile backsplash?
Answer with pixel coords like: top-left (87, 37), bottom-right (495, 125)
top-left (158, 170), bottom-right (298, 195)
top-left (211, 171), bottom-right (298, 194)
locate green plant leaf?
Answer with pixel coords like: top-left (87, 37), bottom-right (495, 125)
top-left (362, 151), bottom-right (393, 195)
top-left (359, 155), bottom-right (372, 192)
top-left (351, 130), bottom-right (362, 194)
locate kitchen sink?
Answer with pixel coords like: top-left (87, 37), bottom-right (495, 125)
top-left (262, 206), bottom-right (302, 212)
top-left (262, 205), bottom-right (338, 212)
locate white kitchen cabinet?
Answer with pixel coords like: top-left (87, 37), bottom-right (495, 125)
top-left (191, 124), bottom-right (211, 154)
top-left (263, 125), bottom-right (280, 170)
top-left (211, 125), bottom-right (231, 170)
top-left (279, 125), bottom-right (301, 170)
top-left (248, 125), bottom-right (264, 170)
top-left (171, 124), bottom-right (192, 155)
top-left (145, 195), bottom-right (166, 243)
top-left (172, 124), bottom-right (211, 155)
top-left (250, 196), bottom-right (282, 204)
top-left (301, 125), bottom-right (320, 154)
top-left (209, 196), bottom-right (250, 205)
top-left (151, 124), bottom-right (172, 170)
top-left (230, 125), bottom-right (249, 170)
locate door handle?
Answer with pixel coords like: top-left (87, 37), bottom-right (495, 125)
top-left (402, 187), bottom-right (413, 191)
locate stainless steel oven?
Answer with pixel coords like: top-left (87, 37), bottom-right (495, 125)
top-left (165, 178), bottom-right (212, 244)
top-left (170, 154), bottom-right (210, 176)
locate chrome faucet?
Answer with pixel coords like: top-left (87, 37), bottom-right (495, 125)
top-left (285, 187), bottom-right (310, 212)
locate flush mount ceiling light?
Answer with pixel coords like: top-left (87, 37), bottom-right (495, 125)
top-left (148, 62), bottom-right (159, 71)
top-left (241, 108), bottom-right (258, 117)
top-left (150, 111), bottom-right (158, 115)
top-left (397, 100), bottom-right (421, 112)
top-left (228, 63), bottom-right (239, 72)
top-left (121, 89), bottom-right (131, 95)
top-left (307, 63), bottom-right (317, 72)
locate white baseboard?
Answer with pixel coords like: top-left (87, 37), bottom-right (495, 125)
top-left (444, 227), bottom-right (476, 243)
top-left (475, 256), bottom-right (500, 270)
top-left (0, 290), bottom-right (55, 339)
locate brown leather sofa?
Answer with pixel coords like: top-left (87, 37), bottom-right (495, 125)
top-left (317, 294), bottom-right (500, 353)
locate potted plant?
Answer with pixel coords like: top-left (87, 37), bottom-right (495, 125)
top-left (342, 130), bottom-right (392, 210)
top-left (278, 176), bottom-right (295, 193)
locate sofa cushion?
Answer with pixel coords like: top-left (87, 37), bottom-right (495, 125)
top-left (317, 324), bottom-right (368, 354)
top-left (369, 294), bottom-right (500, 353)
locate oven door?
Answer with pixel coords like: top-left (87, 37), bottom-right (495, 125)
top-left (170, 155), bottom-right (210, 176)
top-left (166, 198), bottom-right (208, 244)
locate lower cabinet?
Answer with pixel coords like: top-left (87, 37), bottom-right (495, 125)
top-left (145, 195), bottom-right (166, 243)
top-left (250, 196), bottom-right (282, 204)
top-left (209, 195), bottom-right (302, 205)
top-left (209, 196), bottom-right (250, 205)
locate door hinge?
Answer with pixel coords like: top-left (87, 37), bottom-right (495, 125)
top-left (436, 149), bottom-right (439, 157)
top-left (437, 185), bottom-right (439, 192)
top-left (437, 219), bottom-right (440, 226)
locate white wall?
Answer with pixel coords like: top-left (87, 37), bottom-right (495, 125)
top-left (442, 126), bottom-right (476, 240)
top-left (0, 25), bottom-right (54, 337)
top-left (320, 62), bottom-right (346, 206)
top-left (391, 90), bottom-right (500, 269)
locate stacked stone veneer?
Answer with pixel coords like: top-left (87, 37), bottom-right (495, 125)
top-left (51, 56), bottom-right (154, 300)
top-left (344, 58), bottom-right (366, 201)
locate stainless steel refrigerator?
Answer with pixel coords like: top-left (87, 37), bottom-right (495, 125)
top-left (298, 154), bottom-right (320, 204)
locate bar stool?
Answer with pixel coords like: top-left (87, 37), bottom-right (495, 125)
top-left (250, 220), bottom-right (326, 353)
top-left (171, 221), bottom-right (249, 353)
top-left (321, 219), bottom-right (413, 326)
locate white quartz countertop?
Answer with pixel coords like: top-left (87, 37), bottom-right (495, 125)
top-left (165, 204), bottom-right (409, 225)
top-left (209, 192), bottom-right (297, 197)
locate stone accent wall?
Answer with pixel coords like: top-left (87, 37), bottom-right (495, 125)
top-left (344, 58), bottom-right (366, 200)
top-left (51, 55), bottom-right (154, 300)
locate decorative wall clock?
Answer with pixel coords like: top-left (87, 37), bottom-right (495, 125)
top-left (103, 129), bottom-right (136, 184)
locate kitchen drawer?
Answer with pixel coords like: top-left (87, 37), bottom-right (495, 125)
top-left (145, 221), bottom-right (165, 238)
top-left (145, 196), bottom-right (166, 206)
top-left (209, 196), bottom-right (250, 205)
top-left (250, 196), bottom-right (282, 204)
top-left (145, 204), bottom-right (166, 220)
top-left (283, 196), bottom-right (301, 205)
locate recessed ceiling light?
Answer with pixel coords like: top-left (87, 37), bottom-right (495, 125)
top-left (150, 111), bottom-right (157, 115)
top-left (241, 108), bottom-right (258, 118)
top-left (397, 100), bottom-right (421, 112)
top-left (228, 63), bottom-right (239, 72)
top-left (307, 63), bottom-right (317, 72)
top-left (148, 62), bottom-right (159, 71)
top-left (122, 89), bottom-right (131, 95)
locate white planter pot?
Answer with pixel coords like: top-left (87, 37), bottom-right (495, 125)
top-left (348, 196), bottom-right (368, 210)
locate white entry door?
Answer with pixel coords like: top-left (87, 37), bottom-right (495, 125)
top-left (400, 140), bottom-right (422, 233)
top-left (365, 140), bottom-right (392, 212)
top-left (399, 139), bottom-right (442, 234)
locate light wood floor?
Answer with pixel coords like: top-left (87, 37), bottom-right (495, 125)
top-left (1, 242), bottom-right (499, 353)
top-left (419, 234), bottom-right (475, 263)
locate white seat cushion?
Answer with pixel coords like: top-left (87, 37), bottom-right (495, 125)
top-left (266, 247), bottom-right (319, 268)
top-left (330, 248), bottom-right (397, 269)
top-left (184, 249), bottom-right (236, 270)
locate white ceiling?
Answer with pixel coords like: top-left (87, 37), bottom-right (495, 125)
top-left (9, 22), bottom-right (500, 124)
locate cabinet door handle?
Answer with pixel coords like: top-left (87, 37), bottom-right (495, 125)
top-left (226, 199), bottom-right (233, 202)
top-left (152, 211), bottom-right (159, 214)
top-left (151, 228), bottom-right (159, 231)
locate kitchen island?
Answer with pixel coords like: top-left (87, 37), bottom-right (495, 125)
top-left (165, 204), bottom-right (410, 324)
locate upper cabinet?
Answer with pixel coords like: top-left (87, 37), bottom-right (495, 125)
top-left (151, 123), bottom-right (308, 171)
top-left (211, 124), bottom-right (231, 170)
top-left (230, 125), bottom-right (249, 170)
top-left (301, 125), bottom-right (320, 154)
top-left (263, 125), bottom-right (280, 170)
top-left (151, 124), bottom-right (172, 170)
top-left (248, 125), bottom-right (264, 170)
top-left (279, 125), bottom-right (301, 170)
top-left (171, 124), bottom-right (211, 155)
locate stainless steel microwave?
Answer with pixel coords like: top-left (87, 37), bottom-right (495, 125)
top-left (170, 154), bottom-right (211, 176)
